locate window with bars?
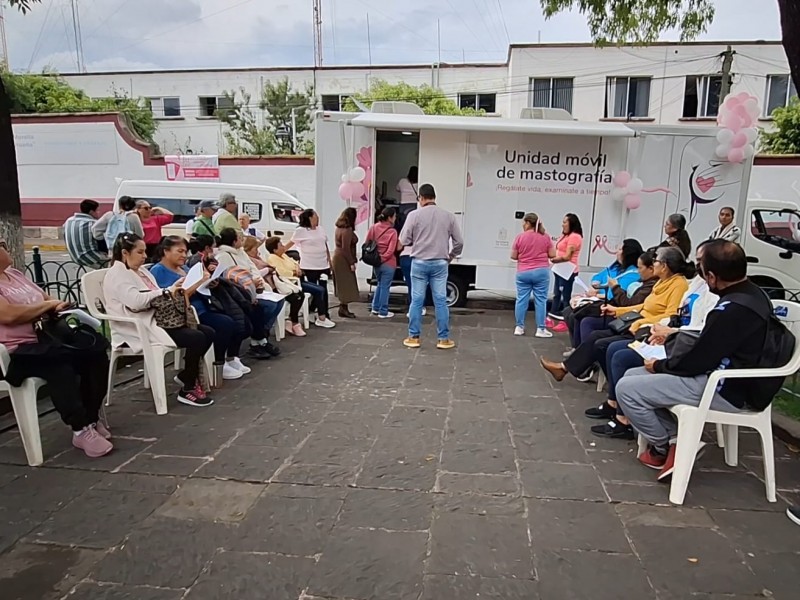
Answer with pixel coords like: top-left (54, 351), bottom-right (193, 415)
top-left (529, 78), bottom-right (574, 114)
top-left (198, 95), bottom-right (234, 118)
top-left (682, 75), bottom-right (723, 118)
top-left (458, 93), bottom-right (497, 113)
top-left (604, 77), bottom-right (651, 118)
top-left (321, 94), bottom-right (351, 111)
top-left (147, 96), bottom-right (181, 118)
top-left (765, 75), bottom-right (798, 116)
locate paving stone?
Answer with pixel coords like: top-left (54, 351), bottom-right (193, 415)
top-left (91, 518), bottom-right (233, 587)
top-left (155, 479), bottom-right (263, 522)
top-left (509, 411), bottom-right (575, 436)
top-left (68, 583), bottom-right (184, 600)
top-left (395, 389), bottom-right (450, 408)
top-left (504, 394), bottom-right (561, 414)
top-left (420, 574), bottom-right (539, 599)
top-left (441, 442), bottom-right (516, 474)
top-left (357, 450), bottom-right (439, 491)
top-left (709, 509), bottom-right (800, 553)
top-left (519, 460), bottom-right (607, 501)
top-left (428, 513), bottom-right (533, 579)
top-left (91, 473), bottom-right (182, 495)
top-left (743, 551), bottom-right (799, 600)
top-left (234, 418), bottom-right (310, 447)
top-left (0, 512), bottom-right (45, 555)
top-left (437, 473), bottom-right (519, 495)
top-left (229, 485), bottom-right (344, 555)
top-left (627, 525), bottom-right (762, 597)
top-left (536, 549), bottom-right (656, 600)
top-left (513, 432), bottom-right (589, 463)
top-left (0, 543), bottom-right (103, 600)
top-left (338, 488), bottom-right (434, 531)
top-left (446, 419), bottom-right (511, 445)
top-left (683, 471), bottom-right (785, 511)
top-left (119, 453), bottom-right (209, 477)
top-left (386, 405), bottom-right (448, 429)
top-left (272, 463), bottom-right (357, 487)
top-left (591, 453), bottom-right (671, 484)
top-left (308, 528), bottom-right (427, 600)
top-left (436, 493), bottom-right (525, 517)
top-left (46, 437), bottom-right (152, 471)
top-left (146, 429), bottom-right (234, 457)
top-left (194, 444), bottom-right (290, 482)
top-left (528, 499), bottom-right (632, 552)
top-left (0, 468), bottom-right (102, 517)
top-left (185, 551), bottom-right (314, 600)
top-left (0, 464), bottom-right (26, 487)
top-left (30, 489), bottom-right (168, 548)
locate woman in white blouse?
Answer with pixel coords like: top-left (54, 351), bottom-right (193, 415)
top-left (285, 209), bottom-right (332, 288)
top-left (708, 206), bottom-right (741, 243)
top-left (396, 166), bottom-right (419, 205)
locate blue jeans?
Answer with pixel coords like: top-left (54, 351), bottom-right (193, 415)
top-left (515, 267), bottom-right (549, 329)
top-left (301, 280), bottom-right (329, 318)
top-left (409, 258), bottom-right (449, 340)
top-left (400, 255), bottom-right (430, 307)
top-left (605, 340), bottom-right (643, 407)
top-left (199, 311), bottom-right (251, 362)
top-left (371, 263), bottom-right (395, 316)
top-left (251, 298), bottom-right (285, 339)
top-left (550, 272), bottom-right (576, 316)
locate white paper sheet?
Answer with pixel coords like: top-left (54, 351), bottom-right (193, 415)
top-left (573, 276), bottom-right (591, 293)
top-left (197, 265), bottom-right (226, 296)
top-left (182, 262), bottom-right (204, 291)
top-left (627, 341), bottom-right (667, 361)
top-left (59, 308), bottom-right (102, 330)
top-left (258, 291), bottom-right (287, 302)
top-left (551, 261), bottom-right (576, 281)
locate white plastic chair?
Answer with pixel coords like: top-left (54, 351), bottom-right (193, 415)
top-left (82, 269), bottom-right (177, 415)
top-left (0, 343), bottom-right (45, 466)
top-left (274, 293), bottom-right (311, 340)
top-left (636, 299), bottom-right (800, 505)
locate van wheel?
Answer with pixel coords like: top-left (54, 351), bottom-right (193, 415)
top-left (446, 274), bottom-right (469, 308)
top-left (752, 276), bottom-right (786, 300)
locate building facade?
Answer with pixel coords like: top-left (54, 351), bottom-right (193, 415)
top-left (60, 41), bottom-right (794, 155)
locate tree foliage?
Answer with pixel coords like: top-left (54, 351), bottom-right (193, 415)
top-left (343, 80), bottom-right (482, 116)
top-left (219, 78), bottom-right (316, 156)
top-left (761, 98), bottom-right (800, 154)
top-left (2, 71), bottom-right (157, 144)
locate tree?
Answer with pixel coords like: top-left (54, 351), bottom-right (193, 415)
top-left (344, 80), bottom-right (482, 116)
top-left (219, 78), bottom-right (316, 156)
top-left (0, 0), bottom-right (41, 268)
top-left (540, 1), bottom-right (800, 92)
top-left (761, 98), bottom-right (800, 154)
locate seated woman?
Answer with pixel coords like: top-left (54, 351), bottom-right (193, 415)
top-left (653, 213), bottom-right (692, 257)
top-left (151, 236), bottom-right (252, 381)
top-left (103, 233), bottom-right (215, 408)
top-left (0, 237), bottom-right (112, 458)
top-left (244, 236), bottom-right (306, 337)
top-left (587, 241), bottom-right (719, 441)
top-left (216, 228), bottom-right (283, 357)
top-left (540, 246), bottom-right (690, 384)
top-left (564, 239), bottom-right (647, 350)
top-left (263, 236), bottom-right (336, 329)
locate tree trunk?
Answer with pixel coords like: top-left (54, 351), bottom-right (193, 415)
top-left (778, 0), bottom-right (800, 94)
top-left (0, 75), bottom-right (24, 268)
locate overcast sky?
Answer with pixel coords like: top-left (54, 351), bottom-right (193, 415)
top-left (4, 0), bottom-right (784, 73)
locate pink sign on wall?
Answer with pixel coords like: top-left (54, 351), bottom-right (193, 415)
top-left (165, 155), bottom-right (220, 181)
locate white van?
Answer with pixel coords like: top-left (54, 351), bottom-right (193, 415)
top-left (114, 180), bottom-right (309, 242)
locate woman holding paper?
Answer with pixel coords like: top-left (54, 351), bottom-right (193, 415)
top-left (152, 236), bottom-right (252, 381)
top-left (511, 212), bottom-right (556, 337)
top-left (548, 213), bottom-right (583, 328)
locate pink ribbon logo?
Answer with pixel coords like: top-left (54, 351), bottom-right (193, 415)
top-left (592, 235), bottom-right (615, 255)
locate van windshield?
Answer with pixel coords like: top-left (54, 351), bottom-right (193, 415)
top-left (128, 197), bottom-right (200, 224)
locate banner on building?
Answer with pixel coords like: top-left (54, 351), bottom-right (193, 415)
top-left (165, 154), bottom-right (220, 181)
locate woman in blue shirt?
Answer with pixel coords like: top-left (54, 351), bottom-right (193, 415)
top-left (151, 236), bottom-right (252, 382)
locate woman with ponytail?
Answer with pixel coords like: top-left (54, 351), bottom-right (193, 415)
top-left (511, 213), bottom-right (556, 337)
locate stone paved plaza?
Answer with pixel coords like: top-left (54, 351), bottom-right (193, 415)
top-left (0, 308), bottom-right (798, 600)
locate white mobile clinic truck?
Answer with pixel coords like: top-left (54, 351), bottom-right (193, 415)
top-left (315, 103), bottom-right (800, 306)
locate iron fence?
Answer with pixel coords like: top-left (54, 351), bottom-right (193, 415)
top-left (25, 247), bottom-right (92, 306)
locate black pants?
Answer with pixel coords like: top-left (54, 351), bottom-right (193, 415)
top-left (6, 343), bottom-right (109, 431)
top-left (563, 328), bottom-right (632, 377)
top-left (284, 291), bottom-right (304, 324)
top-left (303, 269), bottom-right (330, 286)
top-left (166, 324), bottom-right (214, 389)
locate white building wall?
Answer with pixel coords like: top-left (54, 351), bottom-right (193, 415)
top-left (60, 42), bottom-right (791, 154)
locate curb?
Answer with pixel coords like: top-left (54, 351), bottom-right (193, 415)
top-left (24, 243), bottom-right (66, 252)
top-left (772, 412), bottom-right (800, 448)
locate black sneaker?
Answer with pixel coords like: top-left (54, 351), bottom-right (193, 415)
top-left (787, 506), bottom-right (800, 526)
top-left (248, 345), bottom-right (272, 360)
top-left (262, 342), bottom-right (281, 357)
top-left (591, 418), bottom-right (635, 440)
top-left (177, 388), bottom-right (214, 407)
top-left (585, 402), bottom-right (616, 420)
top-left (576, 368), bottom-right (596, 383)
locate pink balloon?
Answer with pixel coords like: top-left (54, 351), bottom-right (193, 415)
top-left (735, 91), bottom-right (751, 102)
top-left (724, 114), bottom-right (744, 132)
top-left (338, 182), bottom-right (351, 200)
top-left (727, 148), bottom-right (745, 163)
top-left (613, 171), bottom-right (631, 188)
top-left (723, 95), bottom-right (741, 110)
top-left (350, 181), bottom-right (365, 199)
top-left (731, 132), bottom-right (748, 148)
top-left (624, 194), bottom-right (641, 210)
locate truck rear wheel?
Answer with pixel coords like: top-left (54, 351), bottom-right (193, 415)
top-left (446, 273), bottom-right (469, 308)
top-left (751, 276), bottom-right (786, 300)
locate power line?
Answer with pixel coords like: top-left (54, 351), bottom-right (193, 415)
top-left (27, 0), bottom-right (55, 71)
top-left (83, 0), bottom-right (133, 40)
top-left (495, 0), bottom-right (510, 45)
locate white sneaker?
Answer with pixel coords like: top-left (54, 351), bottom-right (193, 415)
top-left (379, 312), bottom-right (395, 319)
top-left (406, 308), bottom-right (428, 318)
top-left (230, 357), bottom-right (251, 374)
top-left (514, 326), bottom-right (525, 336)
top-left (315, 317), bottom-right (336, 328)
top-left (370, 310), bottom-right (379, 316)
top-left (535, 328), bottom-right (554, 338)
top-left (222, 363), bottom-right (243, 380)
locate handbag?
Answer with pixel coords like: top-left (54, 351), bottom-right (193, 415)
top-left (607, 311), bottom-right (643, 335)
top-left (664, 330), bottom-right (701, 362)
top-left (34, 311), bottom-right (109, 352)
top-left (361, 226), bottom-right (391, 267)
top-left (274, 274), bottom-right (301, 295)
top-left (572, 301), bottom-right (603, 320)
top-left (151, 291), bottom-right (190, 329)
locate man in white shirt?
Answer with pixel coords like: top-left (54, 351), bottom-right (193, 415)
top-left (239, 213), bottom-right (265, 241)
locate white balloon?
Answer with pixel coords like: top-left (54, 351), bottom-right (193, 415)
top-left (341, 174), bottom-right (349, 183)
top-left (716, 129), bottom-right (734, 144)
top-left (627, 178), bottom-right (643, 194)
top-left (716, 144), bottom-right (730, 159)
top-left (744, 98), bottom-right (760, 117)
top-left (742, 127), bottom-right (758, 144)
top-left (611, 188), bottom-right (626, 201)
top-left (742, 144), bottom-right (755, 159)
top-left (348, 166), bottom-right (366, 182)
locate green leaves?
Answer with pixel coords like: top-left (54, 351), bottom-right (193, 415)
top-left (761, 97), bottom-right (800, 154)
top-left (539, 0), bottom-right (715, 44)
top-left (344, 80), bottom-right (482, 116)
top-left (8, 0), bottom-right (41, 14)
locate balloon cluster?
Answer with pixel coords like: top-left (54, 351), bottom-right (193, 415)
top-left (338, 166), bottom-right (367, 201)
top-left (611, 171), bottom-right (643, 210)
top-left (715, 93), bottom-right (760, 164)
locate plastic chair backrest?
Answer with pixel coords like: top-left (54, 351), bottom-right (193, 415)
top-left (770, 299), bottom-right (800, 373)
top-left (81, 268), bottom-right (109, 319)
top-left (0, 343), bottom-right (11, 377)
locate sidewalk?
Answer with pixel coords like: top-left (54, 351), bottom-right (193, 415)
top-left (0, 308), bottom-right (797, 600)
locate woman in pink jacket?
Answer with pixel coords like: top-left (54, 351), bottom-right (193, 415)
top-left (367, 207), bottom-right (401, 318)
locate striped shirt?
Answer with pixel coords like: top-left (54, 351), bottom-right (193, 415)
top-left (64, 213), bottom-right (108, 268)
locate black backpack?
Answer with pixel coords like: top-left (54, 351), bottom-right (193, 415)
top-left (361, 226), bottom-right (391, 268)
top-left (726, 292), bottom-right (796, 410)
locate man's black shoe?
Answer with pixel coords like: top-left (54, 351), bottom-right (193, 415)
top-left (585, 402), bottom-right (616, 420)
top-left (591, 419), bottom-right (635, 440)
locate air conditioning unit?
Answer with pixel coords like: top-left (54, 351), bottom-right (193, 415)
top-left (519, 107), bottom-right (574, 120)
top-left (370, 101), bottom-right (425, 115)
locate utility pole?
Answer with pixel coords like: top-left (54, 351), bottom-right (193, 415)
top-left (0, 2), bottom-right (8, 70)
top-left (366, 13), bottom-right (372, 67)
top-left (719, 45), bottom-right (735, 102)
top-left (313, 0), bottom-right (323, 68)
top-left (70, 0), bottom-right (86, 72)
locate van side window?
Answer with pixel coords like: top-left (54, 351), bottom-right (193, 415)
top-left (751, 209), bottom-right (800, 252)
top-left (272, 202), bottom-right (301, 223)
top-left (131, 197), bottom-right (201, 225)
top-left (241, 202), bottom-right (262, 224)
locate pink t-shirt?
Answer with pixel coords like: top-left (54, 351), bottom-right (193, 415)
top-left (142, 214), bottom-right (173, 245)
top-left (512, 231), bottom-right (553, 272)
top-left (556, 233), bottom-right (583, 273)
top-left (291, 226), bottom-right (330, 270)
top-left (0, 268), bottom-right (46, 352)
